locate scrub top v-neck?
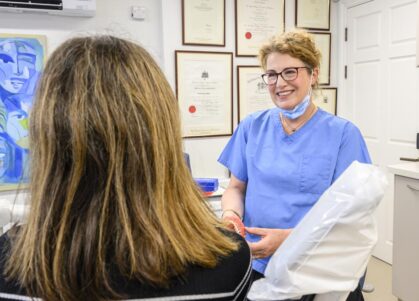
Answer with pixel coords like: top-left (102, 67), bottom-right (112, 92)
top-left (218, 107), bottom-right (371, 274)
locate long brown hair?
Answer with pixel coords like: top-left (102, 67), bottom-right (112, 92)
top-left (6, 35), bottom-right (238, 301)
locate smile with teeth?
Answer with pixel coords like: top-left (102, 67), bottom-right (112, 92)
top-left (276, 90), bottom-right (293, 97)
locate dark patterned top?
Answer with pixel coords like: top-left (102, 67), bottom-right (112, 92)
top-left (0, 229), bottom-right (252, 301)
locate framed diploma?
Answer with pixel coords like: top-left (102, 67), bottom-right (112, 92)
top-left (312, 32), bottom-right (331, 85)
top-left (237, 65), bottom-right (274, 121)
top-left (313, 87), bottom-right (337, 115)
top-left (182, 0), bottom-right (225, 46)
top-left (235, 0), bottom-right (285, 57)
top-left (296, 0), bottom-right (331, 31)
top-left (175, 51), bottom-right (233, 138)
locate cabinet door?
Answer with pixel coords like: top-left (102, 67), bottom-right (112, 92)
top-left (392, 175), bottom-right (419, 301)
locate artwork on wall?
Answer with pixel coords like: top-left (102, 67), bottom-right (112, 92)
top-left (182, 0), bottom-right (225, 46)
top-left (296, 0), bottom-right (330, 31)
top-left (237, 65), bottom-right (274, 121)
top-left (311, 32), bottom-right (331, 85)
top-left (175, 50), bottom-right (233, 138)
top-left (313, 87), bottom-right (337, 115)
top-left (235, 0), bottom-right (285, 57)
top-left (0, 33), bottom-right (46, 191)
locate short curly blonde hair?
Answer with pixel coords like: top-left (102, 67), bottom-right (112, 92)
top-left (258, 30), bottom-right (322, 72)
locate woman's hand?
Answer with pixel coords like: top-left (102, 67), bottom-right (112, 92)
top-left (246, 227), bottom-right (292, 259)
top-left (222, 212), bottom-right (246, 237)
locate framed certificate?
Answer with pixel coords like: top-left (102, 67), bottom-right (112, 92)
top-left (313, 87), bottom-right (337, 115)
top-left (235, 0), bottom-right (285, 57)
top-left (237, 65), bottom-right (274, 121)
top-left (296, 0), bottom-right (331, 31)
top-left (175, 51), bottom-right (233, 138)
top-left (182, 0), bottom-right (225, 46)
top-left (312, 32), bottom-right (331, 85)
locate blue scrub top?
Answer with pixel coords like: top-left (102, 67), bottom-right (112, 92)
top-left (218, 107), bottom-right (371, 274)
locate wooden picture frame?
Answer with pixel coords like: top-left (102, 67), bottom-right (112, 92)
top-left (235, 0), bottom-right (285, 57)
top-left (296, 0), bottom-right (331, 31)
top-left (175, 51), bottom-right (233, 138)
top-left (312, 32), bottom-right (331, 85)
top-left (237, 65), bottom-right (274, 121)
top-left (313, 87), bottom-right (337, 115)
top-left (182, 0), bottom-right (225, 46)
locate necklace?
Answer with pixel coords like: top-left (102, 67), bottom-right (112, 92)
top-left (280, 104), bottom-right (317, 134)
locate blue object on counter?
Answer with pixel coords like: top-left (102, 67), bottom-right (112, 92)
top-left (194, 178), bottom-right (219, 193)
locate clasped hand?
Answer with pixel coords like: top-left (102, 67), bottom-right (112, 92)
top-left (246, 227), bottom-right (291, 259)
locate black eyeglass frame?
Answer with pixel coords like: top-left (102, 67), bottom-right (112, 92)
top-left (261, 66), bottom-right (312, 85)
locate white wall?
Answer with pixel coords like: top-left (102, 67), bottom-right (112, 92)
top-left (0, 0), bottom-right (164, 202)
top-left (161, 0), bottom-right (340, 178)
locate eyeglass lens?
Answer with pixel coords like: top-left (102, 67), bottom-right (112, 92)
top-left (262, 67), bottom-right (301, 85)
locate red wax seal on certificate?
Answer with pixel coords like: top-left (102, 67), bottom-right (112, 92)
top-left (188, 105), bottom-right (196, 113)
top-left (245, 32), bottom-right (252, 39)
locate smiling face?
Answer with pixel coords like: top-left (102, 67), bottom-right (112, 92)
top-left (0, 40), bottom-right (35, 95)
top-left (265, 52), bottom-right (318, 110)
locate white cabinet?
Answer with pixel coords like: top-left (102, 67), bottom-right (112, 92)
top-left (388, 163), bottom-right (419, 301)
top-left (207, 195), bottom-right (222, 218)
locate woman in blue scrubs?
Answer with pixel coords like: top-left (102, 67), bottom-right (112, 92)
top-left (218, 30), bottom-right (370, 301)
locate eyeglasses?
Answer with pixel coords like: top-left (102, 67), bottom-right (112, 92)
top-left (261, 67), bottom-right (311, 85)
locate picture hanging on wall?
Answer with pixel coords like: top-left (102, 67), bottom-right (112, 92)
top-left (182, 0), bottom-right (225, 46)
top-left (237, 65), bottom-right (274, 121)
top-left (175, 50), bottom-right (233, 138)
top-left (311, 32), bottom-right (331, 85)
top-left (313, 87), bottom-right (337, 115)
top-left (235, 0), bottom-right (285, 57)
top-left (0, 33), bottom-right (47, 191)
top-left (296, 0), bottom-right (331, 31)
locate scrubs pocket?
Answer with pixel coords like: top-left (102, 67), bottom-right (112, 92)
top-left (299, 155), bottom-right (332, 194)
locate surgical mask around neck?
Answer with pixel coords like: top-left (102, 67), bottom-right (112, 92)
top-left (278, 73), bottom-right (313, 120)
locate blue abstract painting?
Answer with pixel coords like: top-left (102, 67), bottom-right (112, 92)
top-left (0, 34), bottom-right (46, 190)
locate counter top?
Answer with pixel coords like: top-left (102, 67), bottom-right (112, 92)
top-left (206, 187), bottom-right (225, 198)
top-left (387, 162), bottom-right (419, 180)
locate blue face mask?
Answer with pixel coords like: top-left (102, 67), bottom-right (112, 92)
top-left (278, 73), bottom-right (313, 120)
top-left (278, 94), bottom-right (310, 119)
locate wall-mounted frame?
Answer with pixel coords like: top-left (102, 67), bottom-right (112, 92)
top-left (237, 65), bottom-right (274, 121)
top-left (313, 87), bottom-right (337, 115)
top-left (312, 32), bottom-right (331, 85)
top-left (235, 0), bottom-right (285, 57)
top-left (175, 51), bottom-right (233, 138)
top-left (182, 0), bottom-right (225, 46)
top-left (0, 33), bottom-right (47, 191)
top-left (296, 0), bottom-right (330, 31)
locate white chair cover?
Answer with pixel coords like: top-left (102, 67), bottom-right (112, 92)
top-left (247, 161), bottom-right (388, 301)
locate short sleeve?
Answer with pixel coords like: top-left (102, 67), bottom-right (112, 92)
top-left (332, 122), bottom-right (372, 182)
top-left (218, 118), bottom-right (251, 182)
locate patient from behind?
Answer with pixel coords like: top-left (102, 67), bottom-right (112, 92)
top-left (0, 35), bottom-right (251, 301)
